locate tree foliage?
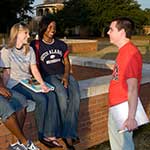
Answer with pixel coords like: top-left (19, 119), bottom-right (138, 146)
top-left (143, 8), bottom-right (150, 25)
top-left (55, 0), bottom-right (147, 36)
top-left (56, 0), bottom-right (89, 31)
top-left (0, 0), bottom-right (34, 33)
top-left (86, 0), bottom-right (145, 33)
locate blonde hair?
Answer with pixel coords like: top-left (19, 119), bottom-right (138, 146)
top-left (8, 22), bottom-right (30, 55)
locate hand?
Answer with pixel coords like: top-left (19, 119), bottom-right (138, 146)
top-left (0, 86), bottom-right (12, 99)
top-left (61, 75), bottom-right (69, 88)
top-left (41, 83), bottom-right (51, 93)
top-left (121, 117), bottom-right (138, 132)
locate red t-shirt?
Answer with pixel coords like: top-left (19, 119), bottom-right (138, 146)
top-left (109, 41), bottom-right (142, 106)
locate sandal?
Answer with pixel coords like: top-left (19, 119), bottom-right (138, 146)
top-left (40, 138), bottom-right (63, 148)
top-left (50, 139), bottom-right (63, 148)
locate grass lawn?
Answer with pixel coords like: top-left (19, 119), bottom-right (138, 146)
top-left (70, 36), bottom-right (150, 64)
top-left (88, 124), bottom-right (150, 150)
top-left (134, 124), bottom-right (150, 150)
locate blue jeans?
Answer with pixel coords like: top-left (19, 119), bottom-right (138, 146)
top-left (44, 74), bottom-right (80, 139)
top-left (12, 83), bottom-right (61, 139)
top-left (0, 89), bottom-right (27, 122)
top-left (108, 111), bottom-right (134, 150)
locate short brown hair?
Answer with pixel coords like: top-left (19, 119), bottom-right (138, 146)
top-left (112, 17), bottom-right (135, 38)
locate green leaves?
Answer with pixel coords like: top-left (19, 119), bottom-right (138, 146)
top-left (0, 0), bottom-right (34, 33)
top-left (55, 0), bottom-right (147, 36)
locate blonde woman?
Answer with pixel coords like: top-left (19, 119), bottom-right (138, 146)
top-left (1, 22), bottom-right (62, 148)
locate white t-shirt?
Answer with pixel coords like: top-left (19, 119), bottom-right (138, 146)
top-left (1, 46), bottom-right (36, 88)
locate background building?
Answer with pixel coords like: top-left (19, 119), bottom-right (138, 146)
top-left (30, 0), bottom-right (81, 37)
top-left (30, 0), bottom-right (65, 37)
top-left (36, 0), bottom-right (65, 16)
top-left (143, 25), bottom-right (150, 35)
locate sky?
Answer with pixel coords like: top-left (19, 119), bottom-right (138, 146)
top-left (137, 0), bottom-right (150, 9)
top-left (33, 0), bottom-right (42, 6)
top-left (33, 0), bottom-right (150, 9)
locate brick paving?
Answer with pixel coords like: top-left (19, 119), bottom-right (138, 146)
top-left (72, 65), bottom-right (112, 81)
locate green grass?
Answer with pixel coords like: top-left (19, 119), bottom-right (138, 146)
top-left (70, 37), bottom-right (150, 64)
top-left (88, 124), bottom-right (150, 150)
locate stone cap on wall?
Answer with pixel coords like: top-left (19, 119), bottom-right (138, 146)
top-left (70, 56), bottom-right (150, 99)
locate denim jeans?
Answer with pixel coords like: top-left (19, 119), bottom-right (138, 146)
top-left (108, 111), bottom-right (134, 150)
top-left (44, 74), bottom-right (80, 139)
top-left (0, 89), bottom-right (27, 122)
top-left (12, 83), bottom-right (61, 139)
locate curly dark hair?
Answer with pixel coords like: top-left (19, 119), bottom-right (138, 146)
top-left (38, 14), bottom-right (56, 39)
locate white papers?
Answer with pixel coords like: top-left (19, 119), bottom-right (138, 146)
top-left (109, 98), bottom-right (149, 133)
top-left (20, 79), bottom-right (55, 93)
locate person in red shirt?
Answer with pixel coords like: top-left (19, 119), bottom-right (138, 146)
top-left (107, 17), bottom-right (142, 150)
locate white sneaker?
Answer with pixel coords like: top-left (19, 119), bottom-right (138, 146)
top-left (26, 140), bottom-right (40, 150)
top-left (8, 141), bottom-right (27, 150)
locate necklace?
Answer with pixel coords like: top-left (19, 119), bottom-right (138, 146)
top-left (42, 39), bottom-right (54, 45)
top-left (15, 46), bottom-right (23, 50)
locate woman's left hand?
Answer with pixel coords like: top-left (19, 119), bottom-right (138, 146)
top-left (61, 75), bottom-right (69, 88)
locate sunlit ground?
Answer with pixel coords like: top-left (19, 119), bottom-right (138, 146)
top-left (70, 36), bottom-right (150, 64)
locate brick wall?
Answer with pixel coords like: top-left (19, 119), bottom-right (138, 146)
top-left (139, 83), bottom-right (150, 117)
top-left (0, 83), bottom-right (150, 150)
top-left (75, 94), bottom-right (109, 150)
top-left (67, 41), bottom-right (97, 53)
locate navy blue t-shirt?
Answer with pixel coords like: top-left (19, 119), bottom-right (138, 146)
top-left (30, 38), bottom-right (69, 76)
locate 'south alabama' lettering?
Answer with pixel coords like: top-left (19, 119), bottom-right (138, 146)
top-left (49, 49), bottom-right (62, 56)
top-left (41, 49), bottom-right (62, 61)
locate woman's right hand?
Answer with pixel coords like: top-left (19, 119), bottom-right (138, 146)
top-left (0, 86), bottom-right (12, 99)
top-left (41, 83), bottom-right (51, 93)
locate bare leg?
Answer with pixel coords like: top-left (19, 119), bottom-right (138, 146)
top-left (3, 113), bottom-right (27, 144)
top-left (16, 108), bottom-right (27, 130)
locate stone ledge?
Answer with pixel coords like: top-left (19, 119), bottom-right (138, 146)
top-left (79, 75), bottom-right (111, 99)
top-left (70, 56), bottom-right (150, 99)
top-left (70, 56), bottom-right (115, 69)
top-left (79, 71), bottom-right (150, 99)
